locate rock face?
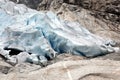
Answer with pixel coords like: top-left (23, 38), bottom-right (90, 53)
top-left (50, 0), bottom-right (120, 33)
top-left (79, 0), bottom-right (120, 24)
top-left (11, 0), bottom-right (42, 9)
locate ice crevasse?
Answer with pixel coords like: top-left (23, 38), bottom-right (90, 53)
top-left (0, 0), bottom-right (118, 64)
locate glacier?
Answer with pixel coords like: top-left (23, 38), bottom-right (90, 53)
top-left (0, 0), bottom-right (117, 64)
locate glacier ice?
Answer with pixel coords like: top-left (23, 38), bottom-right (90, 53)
top-left (0, 0), bottom-right (117, 64)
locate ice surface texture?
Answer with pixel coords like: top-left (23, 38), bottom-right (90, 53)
top-left (0, 0), bottom-right (116, 62)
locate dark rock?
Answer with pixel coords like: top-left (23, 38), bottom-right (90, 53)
top-left (10, 0), bottom-right (42, 9)
top-left (0, 65), bottom-right (11, 74)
